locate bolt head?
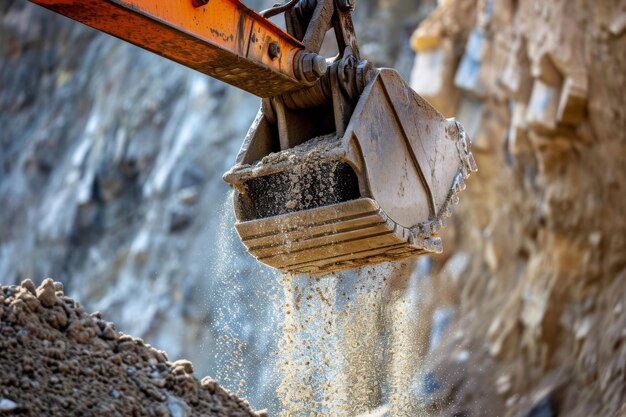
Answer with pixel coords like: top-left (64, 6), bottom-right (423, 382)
top-left (301, 53), bottom-right (327, 81)
top-left (312, 55), bottom-right (328, 77)
top-left (268, 42), bottom-right (281, 60)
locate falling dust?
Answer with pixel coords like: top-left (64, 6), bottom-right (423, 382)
top-left (206, 191), bottom-right (282, 408)
top-left (273, 261), bottom-right (430, 417)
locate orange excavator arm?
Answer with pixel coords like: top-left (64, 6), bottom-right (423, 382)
top-left (29, 0), bottom-right (326, 97)
top-left (26, 0), bottom-right (477, 275)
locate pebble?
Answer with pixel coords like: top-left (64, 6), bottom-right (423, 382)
top-left (152, 378), bottom-right (167, 388)
top-left (36, 279), bottom-right (57, 308)
top-left (201, 377), bottom-right (217, 393)
top-left (171, 360), bottom-right (193, 375)
top-left (149, 402), bottom-right (170, 417)
top-left (167, 396), bottom-right (190, 417)
top-left (100, 325), bottom-right (118, 341)
top-left (0, 398), bottom-right (17, 412)
top-left (20, 279), bottom-right (36, 296)
top-left (17, 292), bottom-right (39, 312)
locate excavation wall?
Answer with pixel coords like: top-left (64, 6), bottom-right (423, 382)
top-left (408, 0), bottom-right (626, 415)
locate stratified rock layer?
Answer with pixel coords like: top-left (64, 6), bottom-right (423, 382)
top-left (0, 279), bottom-right (264, 417)
top-left (407, 0), bottom-right (626, 416)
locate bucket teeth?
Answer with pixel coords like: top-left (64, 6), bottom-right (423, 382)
top-left (457, 176), bottom-right (466, 191)
top-left (439, 216), bottom-right (448, 228)
top-left (425, 119), bottom-right (478, 231)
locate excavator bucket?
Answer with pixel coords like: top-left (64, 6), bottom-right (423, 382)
top-left (224, 69), bottom-right (477, 275)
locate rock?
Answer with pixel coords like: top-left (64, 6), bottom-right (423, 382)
top-left (405, 0), bottom-right (626, 416)
top-left (177, 187), bottom-right (199, 205)
top-left (20, 279), bottom-right (36, 296)
top-left (42, 307), bottom-right (68, 330)
top-left (0, 399), bottom-right (17, 413)
top-left (36, 278), bottom-right (57, 308)
top-left (171, 360), bottom-right (193, 375)
top-left (201, 376), bottom-right (217, 393)
top-left (16, 291), bottom-right (39, 312)
top-left (167, 396), bottom-right (191, 417)
top-left (176, 163), bottom-right (206, 190)
top-left (168, 205), bottom-right (193, 233)
top-left (152, 378), bottom-right (166, 388)
top-left (149, 402), bottom-right (170, 417)
top-left (495, 373), bottom-right (512, 395)
top-left (99, 324), bottom-right (118, 341)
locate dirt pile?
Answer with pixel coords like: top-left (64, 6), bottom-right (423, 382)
top-left (0, 278), bottom-right (265, 417)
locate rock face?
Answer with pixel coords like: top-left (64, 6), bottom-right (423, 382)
top-left (0, 279), bottom-right (263, 417)
top-left (407, 0), bottom-right (626, 416)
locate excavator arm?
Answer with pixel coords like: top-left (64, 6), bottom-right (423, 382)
top-left (27, 0), bottom-right (477, 275)
top-left (29, 0), bottom-right (326, 97)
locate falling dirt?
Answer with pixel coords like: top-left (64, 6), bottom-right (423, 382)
top-left (0, 278), bottom-right (265, 417)
top-left (274, 261), bottom-right (426, 417)
top-left (275, 273), bottom-right (346, 416)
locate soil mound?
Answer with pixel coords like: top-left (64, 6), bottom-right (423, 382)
top-left (0, 279), bottom-right (265, 417)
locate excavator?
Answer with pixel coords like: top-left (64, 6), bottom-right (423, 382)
top-left (28, 0), bottom-right (477, 275)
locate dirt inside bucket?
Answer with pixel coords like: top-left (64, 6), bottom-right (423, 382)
top-left (243, 134), bottom-right (361, 219)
